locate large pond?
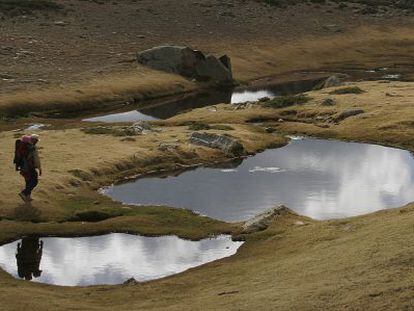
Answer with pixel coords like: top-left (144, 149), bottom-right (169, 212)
top-left (83, 78), bottom-right (323, 123)
top-left (0, 234), bottom-right (243, 286)
top-left (103, 138), bottom-right (414, 221)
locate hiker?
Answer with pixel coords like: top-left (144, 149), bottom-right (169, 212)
top-left (14, 134), bottom-right (42, 203)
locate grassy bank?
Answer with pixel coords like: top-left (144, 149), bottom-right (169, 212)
top-left (2, 26), bottom-right (414, 119)
top-left (0, 69), bottom-right (196, 118)
top-left (0, 123), bottom-right (287, 221)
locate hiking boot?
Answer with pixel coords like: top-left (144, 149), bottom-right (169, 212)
top-left (19, 192), bottom-right (28, 203)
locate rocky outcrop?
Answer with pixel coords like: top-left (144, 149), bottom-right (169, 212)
top-left (189, 132), bottom-right (245, 156)
top-left (314, 75), bottom-right (343, 90)
top-left (137, 46), bottom-right (233, 84)
top-left (334, 109), bottom-right (365, 122)
top-left (242, 205), bottom-right (294, 234)
top-left (321, 98), bottom-right (336, 106)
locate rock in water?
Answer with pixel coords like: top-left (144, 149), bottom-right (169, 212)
top-left (137, 46), bottom-right (233, 84)
top-left (189, 132), bottom-right (245, 157)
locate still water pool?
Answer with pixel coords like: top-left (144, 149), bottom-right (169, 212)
top-left (103, 138), bottom-right (414, 221)
top-left (0, 234), bottom-right (242, 286)
top-left (84, 78), bottom-right (322, 123)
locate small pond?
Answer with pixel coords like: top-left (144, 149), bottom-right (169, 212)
top-left (0, 234), bottom-right (242, 286)
top-left (103, 138), bottom-right (414, 221)
top-left (83, 78), bottom-right (323, 123)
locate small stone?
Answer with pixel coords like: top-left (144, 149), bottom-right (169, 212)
top-left (123, 278), bottom-right (139, 285)
top-left (189, 132), bottom-right (245, 157)
top-left (294, 221), bottom-right (306, 226)
top-left (321, 98), bottom-right (336, 106)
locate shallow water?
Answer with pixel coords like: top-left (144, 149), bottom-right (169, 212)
top-left (84, 78), bottom-right (322, 123)
top-left (0, 234), bottom-right (242, 286)
top-left (83, 110), bottom-right (157, 123)
top-left (103, 138), bottom-right (414, 221)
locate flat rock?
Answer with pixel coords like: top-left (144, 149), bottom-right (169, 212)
top-left (189, 132), bottom-right (245, 157)
top-left (242, 205), bottom-right (294, 234)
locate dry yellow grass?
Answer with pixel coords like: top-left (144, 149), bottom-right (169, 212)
top-left (0, 68), bottom-right (196, 117)
top-left (0, 79), bottom-right (414, 310)
top-left (0, 123), bottom-right (284, 220)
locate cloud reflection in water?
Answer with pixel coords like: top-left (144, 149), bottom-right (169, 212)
top-left (105, 139), bottom-right (414, 221)
top-left (0, 234), bottom-right (242, 286)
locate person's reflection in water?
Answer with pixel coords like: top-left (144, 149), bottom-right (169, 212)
top-left (15, 237), bottom-right (43, 281)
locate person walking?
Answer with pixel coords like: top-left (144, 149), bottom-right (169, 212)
top-left (15, 134), bottom-right (42, 203)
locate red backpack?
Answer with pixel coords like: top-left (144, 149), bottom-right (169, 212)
top-left (14, 139), bottom-right (30, 171)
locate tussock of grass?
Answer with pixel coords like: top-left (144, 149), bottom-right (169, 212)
top-left (188, 122), bottom-right (212, 131)
top-left (185, 122), bottom-right (235, 131)
top-left (329, 86), bottom-right (365, 95)
top-left (264, 94), bottom-right (311, 109)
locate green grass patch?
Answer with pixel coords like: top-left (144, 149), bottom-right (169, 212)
top-left (186, 122), bottom-right (234, 131)
top-left (0, 0), bottom-right (62, 15)
top-left (264, 94), bottom-right (311, 109)
top-left (329, 86), bottom-right (365, 95)
top-left (188, 122), bottom-right (212, 131)
top-left (210, 124), bottom-right (234, 131)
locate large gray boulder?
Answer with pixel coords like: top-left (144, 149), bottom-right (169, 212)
top-left (189, 132), bottom-right (245, 157)
top-left (137, 46), bottom-right (233, 84)
top-left (195, 55), bottom-right (233, 82)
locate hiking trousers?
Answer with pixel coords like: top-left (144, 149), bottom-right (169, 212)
top-left (22, 170), bottom-right (38, 197)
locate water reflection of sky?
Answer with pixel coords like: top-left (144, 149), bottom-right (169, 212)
top-left (83, 110), bottom-right (157, 123)
top-left (105, 138), bottom-right (414, 221)
top-left (84, 89), bottom-right (276, 123)
top-left (230, 90), bottom-right (274, 104)
top-left (0, 234), bottom-right (242, 286)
